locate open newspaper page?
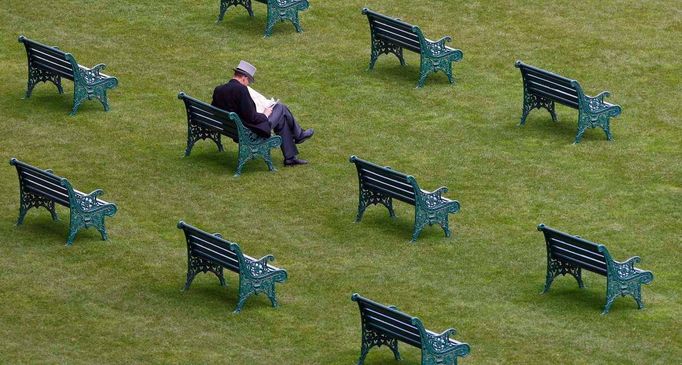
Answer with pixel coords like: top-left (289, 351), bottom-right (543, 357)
top-left (248, 86), bottom-right (278, 114)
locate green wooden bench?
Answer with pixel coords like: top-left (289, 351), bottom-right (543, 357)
top-left (352, 293), bottom-right (471, 365)
top-left (178, 221), bottom-right (288, 313)
top-left (10, 158), bottom-right (118, 246)
top-left (362, 8), bottom-right (464, 88)
top-left (217, 0), bottom-right (310, 37)
top-left (178, 92), bottom-right (281, 177)
top-left (350, 156), bottom-right (461, 242)
top-left (538, 224), bottom-right (654, 314)
top-left (516, 61), bottom-right (622, 143)
top-left (18, 35), bottom-right (118, 115)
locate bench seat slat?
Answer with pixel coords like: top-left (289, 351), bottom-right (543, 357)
top-left (354, 160), bottom-right (409, 181)
top-left (359, 170), bottom-right (414, 195)
top-left (550, 245), bottom-right (606, 271)
top-left (191, 246), bottom-right (240, 273)
top-left (363, 181), bottom-right (416, 204)
top-left (22, 181), bottom-right (70, 207)
top-left (526, 86), bottom-right (579, 109)
top-left (524, 73), bottom-right (577, 95)
top-left (188, 106), bottom-right (239, 137)
top-left (362, 311), bottom-right (421, 346)
top-left (29, 59), bottom-right (74, 80)
top-left (520, 64), bottom-right (574, 86)
top-left (187, 234), bottom-right (240, 268)
top-left (28, 52), bottom-right (72, 74)
top-left (552, 251), bottom-right (608, 275)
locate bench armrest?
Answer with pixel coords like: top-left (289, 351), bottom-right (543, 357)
top-left (243, 254), bottom-right (287, 281)
top-left (89, 63), bottom-right (107, 75)
top-left (591, 91), bottom-right (610, 103)
top-left (611, 256), bottom-right (644, 279)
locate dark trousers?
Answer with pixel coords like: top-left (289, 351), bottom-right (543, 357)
top-left (268, 103), bottom-right (303, 160)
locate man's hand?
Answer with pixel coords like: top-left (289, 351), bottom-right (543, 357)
top-left (264, 106), bottom-right (273, 118)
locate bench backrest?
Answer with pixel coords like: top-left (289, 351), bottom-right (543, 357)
top-left (178, 92), bottom-right (242, 142)
top-left (10, 158), bottom-right (71, 208)
top-left (18, 36), bottom-right (77, 81)
top-left (362, 8), bottom-right (421, 53)
top-left (352, 293), bottom-right (423, 349)
top-left (350, 156), bottom-right (416, 205)
top-left (178, 221), bottom-right (241, 274)
top-left (538, 224), bottom-right (607, 276)
top-left (516, 61), bottom-right (581, 109)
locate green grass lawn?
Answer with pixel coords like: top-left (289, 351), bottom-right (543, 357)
top-left (0, 0), bottom-right (680, 363)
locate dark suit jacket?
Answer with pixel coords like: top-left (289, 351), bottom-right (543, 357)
top-left (211, 79), bottom-right (272, 138)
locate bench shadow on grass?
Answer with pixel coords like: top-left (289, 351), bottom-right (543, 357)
top-left (352, 209), bottom-right (452, 244)
top-left (367, 61), bottom-right (458, 89)
top-left (536, 282), bottom-right (637, 314)
top-left (515, 114), bottom-right (610, 143)
top-left (175, 277), bottom-right (278, 313)
top-left (216, 13), bottom-right (302, 38)
top-left (181, 147), bottom-right (280, 176)
top-left (12, 213), bottom-right (104, 247)
top-left (22, 91), bottom-right (109, 116)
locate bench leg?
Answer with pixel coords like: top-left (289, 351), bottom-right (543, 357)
top-left (411, 210), bottom-right (427, 242)
top-left (520, 93), bottom-right (557, 126)
top-left (185, 123), bottom-right (224, 157)
top-left (355, 188), bottom-right (394, 222)
top-left (66, 214), bottom-right (84, 246)
top-left (369, 39), bottom-right (405, 70)
top-left (217, 0), bottom-right (253, 22)
top-left (234, 280), bottom-right (255, 313)
top-left (17, 191), bottom-right (59, 225)
top-left (70, 86), bottom-right (88, 116)
top-left (357, 328), bottom-right (401, 365)
top-left (184, 256), bottom-right (226, 290)
top-left (543, 258), bottom-right (583, 293)
top-left (25, 67), bottom-right (63, 98)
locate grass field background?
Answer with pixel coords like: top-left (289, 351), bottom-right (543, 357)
top-left (0, 1), bottom-right (680, 363)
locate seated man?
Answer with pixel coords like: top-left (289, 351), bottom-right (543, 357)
top-left (212, 60), bottom-right (313, 166)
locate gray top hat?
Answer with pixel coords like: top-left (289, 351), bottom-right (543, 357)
top-left (233, 60), bottom-right (256, 82)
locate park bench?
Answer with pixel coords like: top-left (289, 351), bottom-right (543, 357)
top-left (351, 293), bottom-right (470, 365)
top-left (178, 92), bottom-right (281, 177)
top-left (350, 156), bottom-right (461, 242)
top-left (10, 158), bottom-right (118, 246)
top-left (177, 221), bottom-right (288, 313)
top-left (515, 61), bottom-right (622, 143)
top-left (18, 35), bottom-right (118, 115)
top-left (538, 224), bottom-right (654, 314)
top-left (217, 0), bottom-right (310, 37)
top-left (362, 8), bottom-right (464, 88)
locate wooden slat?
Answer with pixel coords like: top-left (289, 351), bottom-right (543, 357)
top-left (187, 234), bottom-right (240, 272)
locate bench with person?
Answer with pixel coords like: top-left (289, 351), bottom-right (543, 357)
top-left (350, 155), bottom-right (461, 242)
top-left (217, 0), bottom-right (310, 37)
top-left (10, 158), bottom-right (118, 246)
top-left (351, 293), bottom-right (471, 365)
top-left (18, 35), bottom-right (119, 115)
top-left (515, 61), bottom-right (622, 143)
top-left (538, 224), bottom-right (654, 314)
top-left (362, 8), bottom-right (464, 88)
top-left (178, 92), bottom-right (281, 176)
top-left (178, 221), bottom-right (288, 313)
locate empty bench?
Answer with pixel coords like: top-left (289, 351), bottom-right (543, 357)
top-left (350, 156), bottom-right (461, 242)
top-left (178, 221), bottom-right (288, 313)
top-left (18, 35), bottom-right (118, 115)
top-left (178, 92), bottom-right (281, 176)
top-left (352, 293), bottom-right (470, 365)
top-left (217, 0), bottom-right (310, 37)
top-left (516, 61), bottom-right (622, 143)
top-left (538, 224), bottom-right (654, 314)
top-left (362, 8), bottom-right (464, 88)
top-left (10, 158), bottom-right (118, 246)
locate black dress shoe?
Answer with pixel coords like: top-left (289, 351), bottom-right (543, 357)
top-left (284, 158), bottom-right (308, 166)
top-left (295, 128), bottom-right (314, 144)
